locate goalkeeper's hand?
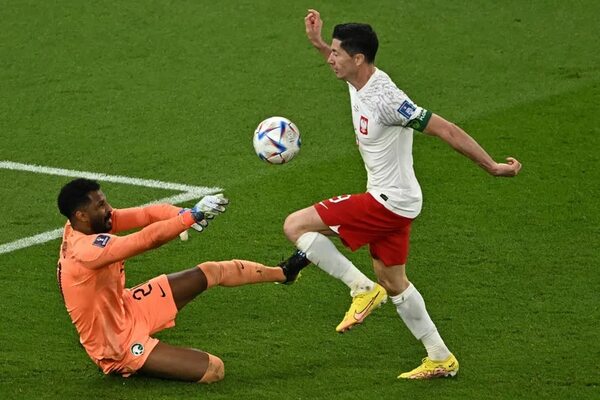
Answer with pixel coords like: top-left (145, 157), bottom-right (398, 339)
top-left (179, 208), bottom-right (208, 234)
top-left (193, 194), bottom-right (229, 219)
top-left (179, 194), bottom-right (229, 239)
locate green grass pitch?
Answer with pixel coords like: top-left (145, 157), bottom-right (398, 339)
top-left (1, 0), bottom-right (598, 398)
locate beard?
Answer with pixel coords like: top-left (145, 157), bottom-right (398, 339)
top-left (91, 211), bottom-right (112, 233)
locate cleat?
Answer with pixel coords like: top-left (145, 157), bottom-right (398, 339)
top-left (278, 250), bottom-right (311, 284)
top-left (335, 283), bottom-right (387, 332)
top-left (397, 354), bottom-right (459, 380)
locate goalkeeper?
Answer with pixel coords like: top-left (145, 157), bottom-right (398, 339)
top-left (56, 178), bottom-right (307, 383)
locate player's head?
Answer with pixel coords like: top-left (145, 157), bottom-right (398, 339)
top-left (328, 23), bottom-right (378, 81)
top-left (58, 178), bottom-right (113, 233)
top-left (332, 23), bottom-right (378, 63)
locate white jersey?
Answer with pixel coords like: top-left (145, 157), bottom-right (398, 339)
top-left (349, 68), bottom-right (431, 218)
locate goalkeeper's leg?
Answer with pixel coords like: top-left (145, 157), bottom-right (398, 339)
top-left (167, 260), bottom-right (286, 310)
top-left (198, 260), bottom-right (286, 288)
top-left (140, 341), bottom-right (225, 383)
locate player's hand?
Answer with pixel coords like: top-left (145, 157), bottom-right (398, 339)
top-left (178, 195), bottom-right (228, 239)
top-left (194, 194), bottom-right (229, 219)
top-left (305, 9), bottom-right (325, 47)
top-left (491, 157), bottom-right (522, 177)
top-left (179, 208), bottom-right (208, 233)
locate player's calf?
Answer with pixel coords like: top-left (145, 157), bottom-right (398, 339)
top-left (198, 260), bottom-right (286, 288)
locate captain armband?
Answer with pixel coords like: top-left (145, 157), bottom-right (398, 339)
top-left (406, 109), bottom-right (432, 132)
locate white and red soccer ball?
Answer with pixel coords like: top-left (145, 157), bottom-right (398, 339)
top-left (253, 116), bottom-right (301, 164)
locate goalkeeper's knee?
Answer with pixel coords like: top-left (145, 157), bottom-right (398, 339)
top-left (198, 353), bottom-right (224, 384)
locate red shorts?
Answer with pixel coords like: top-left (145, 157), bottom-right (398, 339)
top-left (314, 193), bottom-right (413, 266)
top-left (95, 274), bottom-right (178, 376)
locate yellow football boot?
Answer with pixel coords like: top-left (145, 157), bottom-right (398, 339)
top-left (398, 353), bottom-right (459, 379)
top-left (335, 283), bottom-right (387, 332)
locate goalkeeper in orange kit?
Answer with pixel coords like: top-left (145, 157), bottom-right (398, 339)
top-left (56, 178), bottom-right (308, 383)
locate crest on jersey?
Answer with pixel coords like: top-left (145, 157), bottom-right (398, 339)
top-left (359, 115), bottom-right (369, 135)
top-left (130, 343), bottom-right (144, 356)
top-left (397, 100), bottom-right (416, 119)
top-left (93, 234), bottom-right (111, 248)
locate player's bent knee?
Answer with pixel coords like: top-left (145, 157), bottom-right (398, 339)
top-left (198, 354), bottom-right (224, 384)
top-left (283, 213), bottom-right (301, 242)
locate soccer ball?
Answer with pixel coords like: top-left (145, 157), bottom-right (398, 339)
top-left (253, 116), bottom-right (301, 164)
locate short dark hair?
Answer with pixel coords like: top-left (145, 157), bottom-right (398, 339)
top-left (57, 178), bottom-right (101, 219)
top-left (332, 23), bottom-right (379, 63)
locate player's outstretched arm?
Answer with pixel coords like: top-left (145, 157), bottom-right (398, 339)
top-left (109, 204), bottom-right (182, 233)
top-left (80, 210), bottom-right (204, 269)
top-left (305, 9), bottom-right (331, 61)
top-left (423, 113), bottom-right (522, 177)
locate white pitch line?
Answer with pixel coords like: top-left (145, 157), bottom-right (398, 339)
top-left (0, 192), bottom-right (217, 255)
top-left (0, 228), bottom-right (65, 255)
top-left (0, 160), bottom-right (222, 193)
top-left (0, 161), bottom-right (224, 255)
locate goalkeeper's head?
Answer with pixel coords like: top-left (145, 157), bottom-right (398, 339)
top-left (58, 178), bottom-right (113, 234)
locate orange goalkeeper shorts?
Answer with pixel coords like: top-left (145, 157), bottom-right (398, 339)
top-left (95, 274), bottom-right (178, 376)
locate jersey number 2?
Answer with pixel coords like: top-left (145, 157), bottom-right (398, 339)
top-left (132, 283), bottom-right (153, 300)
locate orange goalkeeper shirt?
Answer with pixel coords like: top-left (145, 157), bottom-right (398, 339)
top-left (57, 204), bottom-right (194, 362)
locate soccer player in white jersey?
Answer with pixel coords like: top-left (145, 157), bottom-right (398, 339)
top-left (281, 9), bottom-right (522, 379)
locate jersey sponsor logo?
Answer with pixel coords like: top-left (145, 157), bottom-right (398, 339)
top-left (130, 343), bottom-right (144, 356)
top-left (359, 115), bottom-right (368, 135)
top-left (93, 234), bottom-right (111, 248)
top-left (397, 100), bottom-right (416, 119)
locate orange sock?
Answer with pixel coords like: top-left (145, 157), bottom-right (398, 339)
top-left (198, 260), bottom-right (285, 289)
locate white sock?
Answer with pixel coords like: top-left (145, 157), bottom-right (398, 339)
top-left (391, 283), bottom-right (451, 361)
top-left (296, 232), bottom-right (374, 294)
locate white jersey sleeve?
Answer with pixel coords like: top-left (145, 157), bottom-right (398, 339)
top-left (360, 70), bottom-right (432, 132)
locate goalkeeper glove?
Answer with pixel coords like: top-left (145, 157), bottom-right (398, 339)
top-left (179, 208), bottom-right (208, 233)
top-left (179, 194), bottom-right (229, 238)
top-left (193, 194), bottom-right (229, 219)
